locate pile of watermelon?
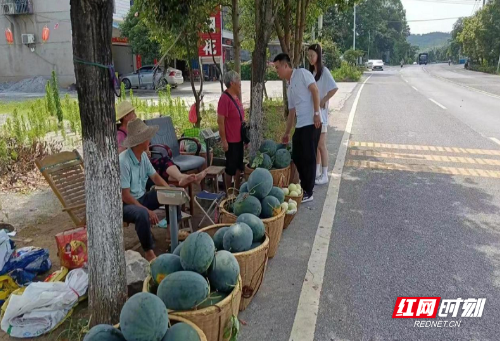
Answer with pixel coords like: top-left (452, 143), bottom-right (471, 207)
top-left (249, 140), bottom-right (291, 170)
top-left (85, 231), bottom-right (241, 340)
top-left (213, 213), bottom-right (266, 252)
top-left (84, 293), bottom-right (201, 341)
top-left (230, 168), bottom-right (284, 220)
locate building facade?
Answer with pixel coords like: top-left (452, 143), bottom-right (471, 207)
top-left (0, 0), bottom-right (133, 87)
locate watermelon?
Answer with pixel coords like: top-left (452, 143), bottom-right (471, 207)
top-left (276, 143), bottom-right (289, 151)
top-left (180, 232), bottom-right (215, 274)
top-left (207, 250), bottom-right (240, 293)
top-left (213, 226), bottom-right (230, 250)
top-left (259, 139), bottom-right (277, 157)
top-left (247, 168), bottom-right (273, 200)
top-left (269, 186), bottom-right (285, 204)
top-left (84, 325), bottom-right (125, 341)
top-left (233, 194), bottom-right (262, 216)
top-left (274, 149), bottom-right (291, 169)
top-left (162, 323), bottom-right (200, 341)
top-left (236, 213), bottom-right (265, 242)
top-left (157, 271), bottom-right (209, 310)
top-left (250, 242), bottom-right (262, 250)
top-left (197, 291), bottom-right (229, 308)
top-left (240, 182), bottom-right (249, 193)
top-left (119, 292), bottom-right (168, 341)
top-left (151, 254), bottom-right (183, 285)
top-left (261, 196), bottom-right (281, 219)
top-left (261, 153), bottom-right (273, 170)
top-left (223, 223), bottom-right (253, 252)
top-left (172, 242), bottom-right (183, 256)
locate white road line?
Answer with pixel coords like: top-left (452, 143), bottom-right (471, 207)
top-left (412, 86), bottom-right (419, 92)
top-left (289, 75), bottom-right (372, 341)
top-left (490, 137), bottom-right (500, 147)
top-left (422, 67), bottom-right (500, 100)
top-left (429, 98), bottom-right (447, 110)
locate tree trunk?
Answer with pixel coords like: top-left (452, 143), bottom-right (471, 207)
top-left (69, 0), bottom-right (127, 326)
top-left (232, 0), bottom-right (242, 101)
top-left (185, 36), bottom-right (202, 128)
top-left (250, 0), bottom-right (275, 158)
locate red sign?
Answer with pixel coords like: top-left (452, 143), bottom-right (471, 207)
top-left (392, 297), bottom-right (441, 318)
top-left (198, 10), bottom-right (222, 58)
top-left (136, 55), bottom-right (142, 69)
top-left (112, 37), bottom-right (129, 44)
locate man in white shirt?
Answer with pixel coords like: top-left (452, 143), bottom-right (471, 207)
top-left (274, 53), bottom-right (322, 203)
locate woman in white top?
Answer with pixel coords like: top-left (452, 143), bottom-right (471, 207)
top-left (307, 44), bottom-right (338, 185)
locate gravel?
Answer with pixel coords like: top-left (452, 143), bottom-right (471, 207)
top-left (0, 76), bottom-right (48, 93)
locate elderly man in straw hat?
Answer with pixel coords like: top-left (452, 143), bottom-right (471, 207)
top-left (117, 101), bottom-right (205, 188)
top-left (120, 118), bottom-right (195, 261)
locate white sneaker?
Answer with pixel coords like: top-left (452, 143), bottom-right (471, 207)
top-left (315, 175), bottom-right (328, 185)
top-left (302, 193), bottom-right (314, 203)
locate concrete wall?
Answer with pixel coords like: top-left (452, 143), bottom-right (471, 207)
top-left (0, 0), bottom-right (75, 87)
top-left (0, 0), bottom-right (131, 88)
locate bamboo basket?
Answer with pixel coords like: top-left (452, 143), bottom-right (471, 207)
top-left (219, 198), bottom-right (286, 258)
top-left (114, 315), bottom-right (207, 341)
top-left (284, 189), bottom-right (304, 210)
top-left (244, 164), bottom-right (291, 188)
top-left (143, 276), bottom-right (241, 341)
top-left (283, 211), bottom-right (297, 230)
top-left (199, 224), bottom-right (269, 311)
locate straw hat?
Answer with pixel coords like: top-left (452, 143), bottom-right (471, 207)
top-left (121, 119), bottom-right (159, 148)
top-left (116, 101), bottom-right (135, 121)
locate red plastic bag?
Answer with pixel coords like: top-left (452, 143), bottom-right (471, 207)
top-left (189, 103), bottom-right (197, 124)
top-left (55, 227), bottom-right (88, 269)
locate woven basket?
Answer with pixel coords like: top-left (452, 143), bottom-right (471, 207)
top-left (284, 189), bottom-right (304, 210)
top-left (114, 315), bottom-right (207, 341)
top-left (219, 198), bottom-right (286, 258)
top-left (143, 276), bottom-right (241, 341)
top-left (244, 164), bottom-right (291, 188)
top-left (198, 224), bottom-right (269, 311)
top-left (283, 211), bottom-right (297, 230)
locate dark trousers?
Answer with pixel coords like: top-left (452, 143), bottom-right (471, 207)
top-left (292, 124), bottom-right (322, 196)
top-left (123, 191), bottom-right (181, 252)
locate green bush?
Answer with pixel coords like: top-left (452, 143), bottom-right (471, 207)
top-left (229, 62), bottom-right (279, 81)
top-left (331, 61), bottom-right (363, 82)
top-left (469, 64), bottom-right (499, 75)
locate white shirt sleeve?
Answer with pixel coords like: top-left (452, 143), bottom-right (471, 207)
top-left (322, 67), bottom-right (338, 92)
top-left (287, 87), bottom-right (294, 110)
top-left (301, 69), bottom-right (316, 87)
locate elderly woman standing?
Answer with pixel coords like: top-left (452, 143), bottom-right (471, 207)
top-left (217, 71), bottom-right (246, 191)
top-left (307, 44), bottom-right (338, 185)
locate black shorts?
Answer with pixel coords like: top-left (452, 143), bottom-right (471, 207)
top-left (225, 141), bottom-right (244, 176)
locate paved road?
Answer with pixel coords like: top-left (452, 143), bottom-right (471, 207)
top-left (240, 65), bottom-right (500, 341)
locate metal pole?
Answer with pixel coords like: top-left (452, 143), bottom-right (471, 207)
top-left (497, 52), bottom-right (500, 73)
top-left (353, 5), bottom-right (356, 51)
top-left (169, 205), bottom-right (179, 252)
top-left (368, 30), bottom-right (370, 59)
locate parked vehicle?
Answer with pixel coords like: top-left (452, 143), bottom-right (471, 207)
top-left (121, 65), bottom-right (184, 90)
top-left (371, 60), bottom-right (384, 71)
top-left (365, 59), bottom-right (376, 69)
top-left (418, 53), bottom-right (428, 65)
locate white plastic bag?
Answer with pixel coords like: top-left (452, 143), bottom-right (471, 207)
top-left (1, 268), bottom-right (88, 338)
top-left (0, 230), bottom-right (13, 271)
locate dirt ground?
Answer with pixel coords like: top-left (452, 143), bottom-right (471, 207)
top-left (0, 180), bottom-right (217, 340)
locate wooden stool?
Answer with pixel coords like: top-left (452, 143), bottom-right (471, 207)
top-left (204, 165), bottom-right (225, 193)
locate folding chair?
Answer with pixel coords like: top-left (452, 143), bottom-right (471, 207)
top-left (194, 191), bottom-right (226, 227)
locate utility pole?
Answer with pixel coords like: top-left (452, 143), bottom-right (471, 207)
top-left (353, 5), bottom-right (356, 51)
top-left (368, 30), bottom-right (370, 59)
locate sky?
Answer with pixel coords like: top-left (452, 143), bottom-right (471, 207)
top-left (401, 0), bottom-right (482, 34)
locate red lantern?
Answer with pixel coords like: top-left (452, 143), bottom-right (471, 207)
top-left (5, 28), bottom-right (13, 44)
top-left (42, 25), bottom-right (50, 43)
